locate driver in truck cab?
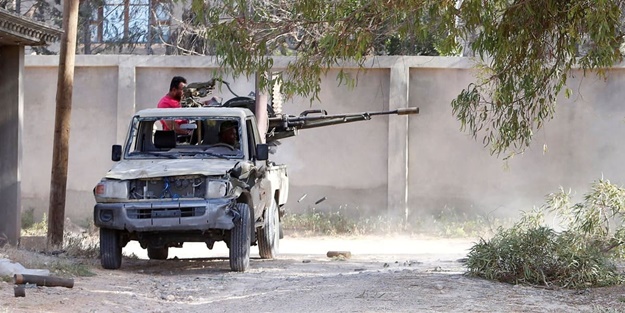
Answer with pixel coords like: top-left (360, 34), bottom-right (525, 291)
top-left (218, 121), bottom-right (240, 149)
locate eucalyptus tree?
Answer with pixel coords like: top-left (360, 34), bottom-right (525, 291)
top-left (186, 0), bottom-right (625, 157)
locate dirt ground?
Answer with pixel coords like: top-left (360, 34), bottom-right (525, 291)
top-left (2, 235), bottom-right (625, 313)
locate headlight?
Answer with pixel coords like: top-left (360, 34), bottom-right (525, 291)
top-left (207, 180), bottom-right (229, 198)
top-left (94, 180), bottom-right (129, 201)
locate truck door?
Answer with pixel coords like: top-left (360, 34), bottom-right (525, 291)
top-left (246, 117), bottom-right (271, 218)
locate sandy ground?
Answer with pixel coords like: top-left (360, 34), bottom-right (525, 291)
top-left (2, 235), bottom-right (625, 313)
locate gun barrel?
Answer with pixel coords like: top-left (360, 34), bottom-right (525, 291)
top-left (368, 107), bottom-right (419, 116)
top-left (397, 107), bottom-right (419, 115)
top-left (277, 107), bottom-right (419, 123)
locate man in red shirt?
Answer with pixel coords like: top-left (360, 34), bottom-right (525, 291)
top-left (158, 76), bottom-right (187, 131)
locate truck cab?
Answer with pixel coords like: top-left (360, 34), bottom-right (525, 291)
top-left (93, 107), bottom-right (288, 272)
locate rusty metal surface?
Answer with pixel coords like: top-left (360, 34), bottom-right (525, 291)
top-left (14, 274), bottom-right (74, 288)
top-left (13, 285), bottom-right (25, 297)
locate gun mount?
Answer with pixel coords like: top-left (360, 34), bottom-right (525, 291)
top-left (180, 78), bottom-right (419, 142)
top-left (181, 78), bottom-right (258, 109)
top-left (181, 79), bottom-right (216, 107)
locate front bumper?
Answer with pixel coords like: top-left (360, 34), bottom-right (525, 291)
top-left (94, 198), bottom-right (237, 232)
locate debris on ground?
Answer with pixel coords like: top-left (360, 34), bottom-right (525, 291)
top-left (14, 274), bottom-right (74, 288)
top-left (0, 258), bottom-right (49, 276)
top-left (326, 251), bottom-right (351, 258)
top-left (12, 274), bottom-right (74, 297)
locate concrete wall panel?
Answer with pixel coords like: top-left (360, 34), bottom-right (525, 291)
top-left (22, 65), bottom-right (118, 221)
top-left (272, 69), bottom-right (390, 217)
top-left (407, 68), bottom-right (625, 221)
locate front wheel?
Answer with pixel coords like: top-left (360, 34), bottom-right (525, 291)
top-left (258, 198), bottom-right (280, 259)
top-left (229, 203), bottom-right (251, 272)
top-left (100, 228), bottom-right (122, 269)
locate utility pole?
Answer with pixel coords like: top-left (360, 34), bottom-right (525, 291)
top-left (47, 0), bottom-right (79, 249)
top-left (248, 2), bottom-right (269, 142)
top-left (255, 72), bottom-right (269, 143)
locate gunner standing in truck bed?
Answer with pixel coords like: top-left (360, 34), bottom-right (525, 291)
top-left (157, 76), bottom-right (187, 109)
top-left (157, 76), bottom-right (188, 133)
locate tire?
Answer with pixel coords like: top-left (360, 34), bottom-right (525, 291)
top-left (229, 203), bottom-right (251, 272)
top-left (100, 228), bottom-right (122, 269)
top-left (147, 247), bottom-right (168, 260)
top-left (258, 198), bottom-right (280, 259)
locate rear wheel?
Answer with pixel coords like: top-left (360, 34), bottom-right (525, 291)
top-left (258, 198), bottom-right (280, 259)
top-left (147, 247), bottom-right (168, 260)
top-left (100, 228), bottom-right (122, 269)
top-left (229, 203), bottom-right (251, 272)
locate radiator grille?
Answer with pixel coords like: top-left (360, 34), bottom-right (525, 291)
top-left (127, 207), bottom-right (207, 219)
top-left (129, 176), bottom-right (205, 200)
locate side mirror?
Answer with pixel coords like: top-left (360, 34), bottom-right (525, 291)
top-left (111, 145), bottom-right (122, 162)
top-left (256, 144), bottom-right (269, 161)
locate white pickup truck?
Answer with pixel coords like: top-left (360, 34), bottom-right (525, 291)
top-left (93, 107), bottom-right (288, 272)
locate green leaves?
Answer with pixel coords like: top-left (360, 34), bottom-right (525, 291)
top-left (453, 0), bottom-right (624, 157)
top-left (181, 0), bottom-right (624, 156)
top-left (179, 0), bottom-right (451, 98)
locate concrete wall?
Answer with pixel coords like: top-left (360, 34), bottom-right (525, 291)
top-left (21, 55), bottom-right (625, 226)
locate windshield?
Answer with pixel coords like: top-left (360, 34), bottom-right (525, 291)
top-left (125, 116), bottom-right (244, 160)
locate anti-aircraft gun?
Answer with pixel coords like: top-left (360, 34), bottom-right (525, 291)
top-left (181, 78), bottom-right (419, 142)
top-left (265, 107), bottom-right (418, 142)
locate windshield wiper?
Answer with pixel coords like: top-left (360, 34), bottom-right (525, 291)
top-left (192, 151), bottom-right (230, 159)
top-left (130, 151), bottom-right (179, 159)
top-left (220, 153), bottom-right (243, 158)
